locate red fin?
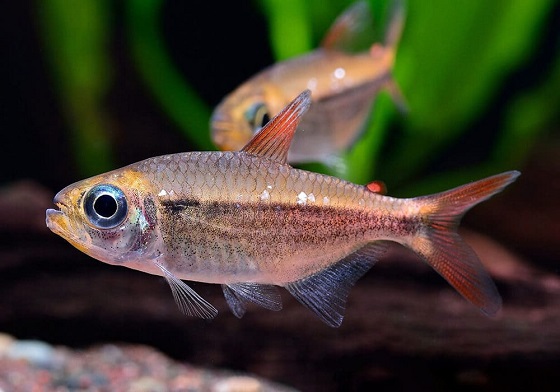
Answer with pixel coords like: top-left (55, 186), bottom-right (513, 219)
top-left (409, 171), bottom-right (520, 316)
top-left (241, 90), bottom-right (311, 164)
top-left (320, 1), bottom-right (372, 52)
top-left (365, 180), bottom-right (387, 195)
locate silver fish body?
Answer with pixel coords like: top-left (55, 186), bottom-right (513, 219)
top-left (211, 1), bottom-right (405, 165)
top-left (126, 151), bottom-right (415, 284)
top-left (47, 91), bottom-right (519, 327)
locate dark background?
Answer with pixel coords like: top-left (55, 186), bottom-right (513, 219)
top-left (1, 1), bottom-right (559, 391)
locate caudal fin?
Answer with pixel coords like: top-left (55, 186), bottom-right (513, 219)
top-left (409, 171), bottom-right (520, 316)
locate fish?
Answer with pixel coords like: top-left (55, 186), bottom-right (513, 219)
top-left (211, 0), bottom-right (406, 166)
top-left (46, 90), bottom-right (519, 327)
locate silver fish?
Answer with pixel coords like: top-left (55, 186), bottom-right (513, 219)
top-left (211, 0), bottom-right (406, 165)
top-left (46, 90), bottom-right (519, 327)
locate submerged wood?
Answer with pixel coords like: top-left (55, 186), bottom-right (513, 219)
top-left (0, 158), bottom-right (558, 390)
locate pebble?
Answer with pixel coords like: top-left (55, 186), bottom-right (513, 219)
top-left (214, 376), bottom-right (263, 392)
top-left (0, 334), bottom-right (14, 354)
top-left (0, 333), bottom-right (297, 391)
top-left (4, 339), bottom-right (58, 368)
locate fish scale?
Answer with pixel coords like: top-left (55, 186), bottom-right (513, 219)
top-left (142, 153), bottom-right (375, 283)
top-left (46, 90), bottom-right (520, 327)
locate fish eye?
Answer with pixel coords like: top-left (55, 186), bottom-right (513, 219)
top-left (83, 184), bottom-right (128, 229)
top-left (245, 103), bottom-right (271, 133)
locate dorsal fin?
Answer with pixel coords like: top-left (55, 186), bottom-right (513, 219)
top-left (366, 180), bottom-right (387, 195)
top-left (320, 1), bottom-right (373, 52)
top-left (241, 90), bottom-right (311, 164)
top-left (383, 0), bottom-right (406, 49)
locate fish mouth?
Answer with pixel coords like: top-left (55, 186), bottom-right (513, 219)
top-left (45, 205), bottom-right (67, 235)
top-left (46, 190), bottom-right (71, 235)
top-left (46, 201), bottom-right (91, 254)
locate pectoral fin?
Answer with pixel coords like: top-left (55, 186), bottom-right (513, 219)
top-left (222, 283), bottom-right (282, 318)
top-left (154, 260), bottom-right (218, 319)
top-left (285, 242), bottom-right (388, 327)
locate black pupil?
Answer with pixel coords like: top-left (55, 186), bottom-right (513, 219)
top-left (94, 194), bottom-right (117, 218)
top-left (260, 112), bottom-right (271, 128)
top-left (248, 104), bottom-right (271, 132)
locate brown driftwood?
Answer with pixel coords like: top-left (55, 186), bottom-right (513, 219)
top-left (0, 156), bottom-right (559, 391)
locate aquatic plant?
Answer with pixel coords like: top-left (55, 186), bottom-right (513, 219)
top-left (39, 0), bottom-right (559, 194)
top-left (38, 0), bottom-right (115, 175)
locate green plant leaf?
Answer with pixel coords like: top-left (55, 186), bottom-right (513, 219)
top-left (126, 0), bottom-right (214, 150)
top-left (38, 0), bottom-right (115, 176)
top-left (386, 0), bottom-right (555, 185)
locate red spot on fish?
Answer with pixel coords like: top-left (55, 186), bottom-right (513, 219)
top-left (366, 180), bottom-right (387, 195)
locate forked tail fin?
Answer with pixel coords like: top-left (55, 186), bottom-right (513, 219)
top-left (408, 171), bottom-right (520, 316)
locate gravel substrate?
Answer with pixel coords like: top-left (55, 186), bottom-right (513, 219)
top-left (0, 334), bottom-right (297, 392)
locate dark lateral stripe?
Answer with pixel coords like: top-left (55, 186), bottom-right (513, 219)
top-left (161, 198), bottom-right (201, 212)
top-left (160, 198), bottom-right (422, 237)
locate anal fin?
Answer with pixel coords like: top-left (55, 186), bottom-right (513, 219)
top-left (285, 242), bottom-right (388, 327)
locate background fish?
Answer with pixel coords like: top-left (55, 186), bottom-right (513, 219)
top-left (211, 0), bottom-right (406, 165)
top-left (46, 91), bottom-right (519, 327)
